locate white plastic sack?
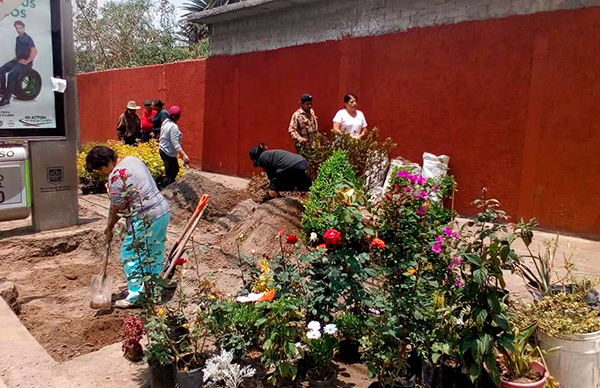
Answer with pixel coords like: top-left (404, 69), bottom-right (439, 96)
top-left (366, 152), bottom-right (390, 203)
top-left (380, 157), bottom-right (422, 201)
top-left (422, 152), bottom-right (450, 203)
top-left (422, 152), bottom-right (449, 180)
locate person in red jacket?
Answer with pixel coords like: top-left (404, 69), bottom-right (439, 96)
top-left (140, 100), bottom-right (156, 142)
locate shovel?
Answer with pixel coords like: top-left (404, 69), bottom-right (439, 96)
top-left (90, 241), bottom-right (113, 310)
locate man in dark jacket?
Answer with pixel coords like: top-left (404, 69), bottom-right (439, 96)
top-left (249, 143), bottom-right (312, 200)
top-left (116, 101), bottom-right (142, 145)
top-left (0, 20), bottom-right (37, 107)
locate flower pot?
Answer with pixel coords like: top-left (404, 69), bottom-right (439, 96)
top-left (148, 362), bottom-right (177, 388)
top-left (367, 381), bottom-right (414, 388)
top-left (177, 354), bottom-right (205, 388)
top-left (421, 363), bottom-right (469, 388)
top-left (123, 343), bottom-right (144, 362)
top-left (499, 361), bottom-right (547, 388)
top-left (338, 339), bottom-right (361, 363)
top-left (539, 329), bottom-right (600, 388)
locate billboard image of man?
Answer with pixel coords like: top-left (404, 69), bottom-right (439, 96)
top-left (0, 20), bottom-right (37, 107)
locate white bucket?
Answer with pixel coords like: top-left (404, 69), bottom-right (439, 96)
top-left (538, 330), bottom-right (600, 388)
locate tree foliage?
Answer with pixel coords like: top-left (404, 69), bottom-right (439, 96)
top-left (74, 0), bottom-right (208, 73)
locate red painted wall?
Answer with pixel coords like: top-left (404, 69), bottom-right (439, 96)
top-left (201, 7), bottom-right (600, 238)
top-left (77, 8), bottom-right (600, 238)
top-left (78, 60), bottom-right (206, 167)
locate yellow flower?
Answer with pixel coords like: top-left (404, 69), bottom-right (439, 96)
top-left (182, 323), bottom-right (189, 329)
top-left (209, 295), bottom-right (216, 300)
top-left (407, 268), bottom-right (417, 275)
top-left (157, 308), bottom-right (165, 316)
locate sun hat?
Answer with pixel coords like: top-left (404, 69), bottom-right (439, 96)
top-left (126, 101), bottom-right (140, 110)
top-left (169, 106), bottom-right (182, 119)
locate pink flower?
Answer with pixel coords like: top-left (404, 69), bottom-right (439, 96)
top-left (435, 235), bottom-right (444, 244)
top-left (443, 226), bottom-right (453, 236)
top-left (454, 278), bottom-right (463, 288)
top-left (449, 263), bottom-right (455, 271)
top-left (417, 176), bottom-right (427, 186)
top-left (277, 229), bottom-right (286, 238)
top-left (432, 185), bottom-right (440, 191)
top-left (396, 170), bottom-right (409, 178)
top-left (416, 207), bottom-right (427, 216)
top-left (451, 232), bottom-right (458, 240)
top-left (118, 169), bottom-right (127, 179)
top-left (404, 186), bottom-right (412, 193)
top-left (432, 243), bottom-right (442, 254)
top-left (453, 257), bottom-right (462, 266)
top-left (420, 190), bottom-right (429, 200)
top-left (369, 308), bottom-right (381, 315)
top-left (409, 175), bottom-right (418, 184)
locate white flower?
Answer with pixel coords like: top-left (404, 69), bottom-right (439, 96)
top-left (309, 232), bottom-right (318, 242)
top-left (307, 321), bottom-right (321, 332)
top-left (295, 342), bottom-right (307, 350)
top-left (251, 249), bottom-right (256, 255)
top-left (306, 330), bottom-right (322, 340)
top-left (236, 292), bottom-right (264, 303)
top-left (456, 317), bottom-right (464, 326)
top-left (323, 324), bottom-right (338, 335)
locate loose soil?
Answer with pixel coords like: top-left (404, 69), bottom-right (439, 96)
top-left (0, 170), bottom-right (379, 387)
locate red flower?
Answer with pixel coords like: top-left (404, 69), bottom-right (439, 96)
top-left (174, 257), bottom-right (187, 266)
top-left (323, 229), bottom-right (341, 245)
top-left (317, 244), bottom-right (327, 250)
top-left (371, 238), bottom-right (386, 249)
top-left (286, 234), bottom-right (298, 244)
top-left (118, 169), bottom-right (128, 179)
top-left (277, 229), bottom-right (286, 238)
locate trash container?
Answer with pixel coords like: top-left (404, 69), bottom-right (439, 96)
top-left (0, 146), bottom-right (31, 221)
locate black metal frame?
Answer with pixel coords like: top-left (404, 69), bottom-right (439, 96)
top-left (0, 0), bottom-right (66, 138)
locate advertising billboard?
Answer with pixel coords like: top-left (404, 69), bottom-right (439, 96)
top-left (0, 0), bottom-right (65, 137)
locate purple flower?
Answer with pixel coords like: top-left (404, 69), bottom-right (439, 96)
top-left (420, 190), bottom-right (429, 200)
top-left (454, 278), bottom-right (464, 288)
top-left (443, 226), bottom-right (453, 236)
top-left (432, 243), bottom-right (442, 254)
top-left (453, 257), bottom-right (462, 266)
top-left (416, 207), bottom-right (427, 216)
top-left (404, 186), bottom-right (412, 193)
top-left (397, 170), bottom-right (409, 178)
top-left (435, 235), bottom-right (444, 244)
top-left (417, 176), bottom-right (427, 185)
top-left (432, 185), bottom-right (440, 191)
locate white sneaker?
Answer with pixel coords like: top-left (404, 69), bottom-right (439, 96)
top-left (115, 299), bottom-right (138, 309)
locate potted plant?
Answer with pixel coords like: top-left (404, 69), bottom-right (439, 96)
top-left (496, 322), bottom-right (550, 388)
top-left (303, 321), bottom-right (339, 387)
top-left (202, 349), bottom-right (256, 388)
top-left (122, 314), bottom-right (145, 362)
top-left (517, 292), bottom-right (600, 388)
top-left (334, 312), bottom-right (363, 363)
top-left (144, 309), bottom-right (179, 388)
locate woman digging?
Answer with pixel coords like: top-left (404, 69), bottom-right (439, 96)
top-left (85, 145), bottom-right (171, 309)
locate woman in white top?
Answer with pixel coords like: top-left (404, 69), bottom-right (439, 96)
top-left (332, 93), bottom-right (368, 139)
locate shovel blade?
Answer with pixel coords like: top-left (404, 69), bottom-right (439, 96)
top-left (90, 274), bottom-right (113, 310)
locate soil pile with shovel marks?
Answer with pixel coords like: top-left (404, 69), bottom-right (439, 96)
top-left (162, 170), bottom-right (253, 225)
top-left (0, 228), bottom-right (132, 362)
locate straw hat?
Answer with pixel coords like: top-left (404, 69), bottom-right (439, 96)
top-left (126, 101), bottom-right (140, 110)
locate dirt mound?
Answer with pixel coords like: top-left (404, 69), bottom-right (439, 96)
top-left (162, 171), bottom-right (253, 225)
top-left (220, 197), bottom-right (305, 260)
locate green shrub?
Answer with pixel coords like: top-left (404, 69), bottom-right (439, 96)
top-left (77, 139), bottom-right (183, 186)
top-left (301, 150), bottom-right (361, 239)
top-left (301, 128), bottom-right (396, 189)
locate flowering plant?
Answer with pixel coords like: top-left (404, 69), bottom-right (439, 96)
top-left (203, 349), bottom-right (256, 388)
top-left (303, 321), bottom-right (339, 381)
